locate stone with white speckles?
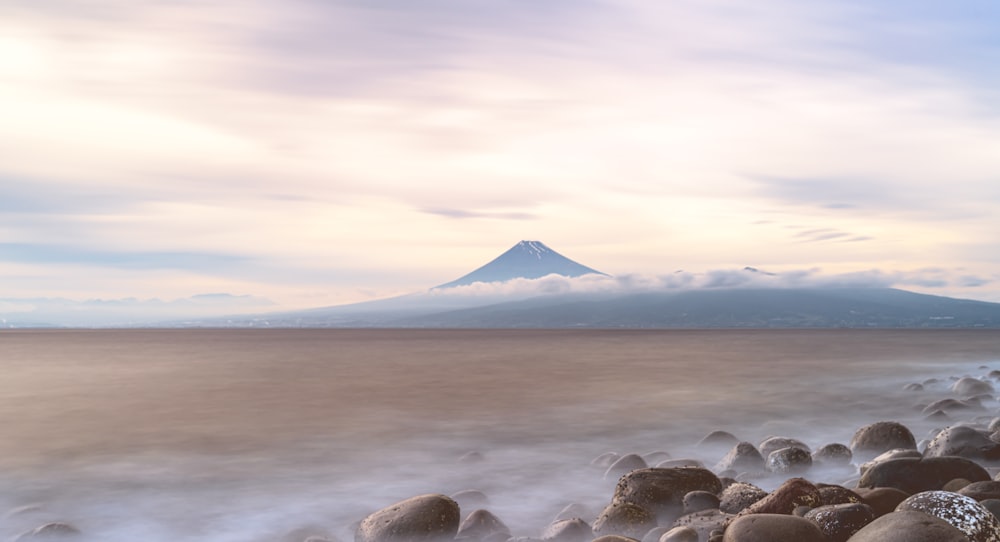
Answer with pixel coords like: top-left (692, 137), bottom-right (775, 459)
top-left (803, 502), bottom-right (875, 542)
top-left (896, 490), bottom-right (1000, 542)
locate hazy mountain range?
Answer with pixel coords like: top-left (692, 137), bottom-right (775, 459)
top-left (5, 241), bottom-right (1000, 328)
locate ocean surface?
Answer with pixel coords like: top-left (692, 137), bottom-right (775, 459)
top-left (1, 329), bottom-right (999, 541)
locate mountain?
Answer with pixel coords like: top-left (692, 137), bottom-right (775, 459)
top-left (434, 240), bottom-right (607, 288)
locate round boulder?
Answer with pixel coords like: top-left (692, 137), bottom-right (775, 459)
top-left (612, 467), bottom-right (722, 523)
top-left (606, 454), bottom-right (650, 481)
top-left (896, 490), bottom-right (1000, 541)
top-left (658, 526), bottom-right (698, 542)
top-left (592, 501), bottom-right (656, 539)
top-left (715, 442), bottom-right (764, 473)
top-left (924, 425), bottom-right (1000, 461)
top-left (541, 518), bottom-right (591, 542)
top-left (850, 421), bottom-right (917, 461)
top-left (811, 443), bottom-right (852, 466)
top-left (721, 514), bottom-right (827, 542)
top-left (671, 509), bottom-right (731, 541)
top-left (953, 376), bottom-right (995, 396)
top-left (718, 482), bottom-right (767, 515)
top-left (961, 481), bottom-right (1000, 501)
top-left (356, 494), bottom-right (460, 542)
top-left (816, 485), bottom-right (862, 506)
top-left (856, 487), bottom-right (910, 517)
top-left (457, 509), bottom-right (510, 540)
top-left (848, 510), bottom-right (970, 542)
top-left (758, 437), bottom-right (810, 459)
top-left (738, 478), bottom-right (821, 516)
top-left (858, 456), bottom-right (990, 494)
top-left (803, 503), bottom-right (875, 542)
top-left (682, 491), bottom-right (720, 515)
top-left (765, 446), bottom-right (812, 474)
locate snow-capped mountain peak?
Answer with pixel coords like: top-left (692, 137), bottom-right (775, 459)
top-left (434, 240), bottom-right (607, 288)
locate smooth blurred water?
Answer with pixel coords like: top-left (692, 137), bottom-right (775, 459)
top-left (0, 329), bottom-right (998, 541)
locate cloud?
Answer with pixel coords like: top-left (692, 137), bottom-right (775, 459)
top-left (421, 208), bottom-right (537, 220)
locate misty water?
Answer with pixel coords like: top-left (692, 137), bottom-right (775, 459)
top-left (2, 329), bottom-right (1000, 541)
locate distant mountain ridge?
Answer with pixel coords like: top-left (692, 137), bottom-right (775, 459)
top-left (435, 240), bottom-right (607, 288)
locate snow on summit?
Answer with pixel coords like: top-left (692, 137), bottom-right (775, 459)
top-left (434, 241), bottom-right (607, 288)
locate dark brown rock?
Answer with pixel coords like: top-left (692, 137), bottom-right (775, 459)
top-left (855, 487), bottom-right (910, 517)
top-left (758, 437), bottom-right (810, 459)
top-left (658, 526), bottom-right (698, 542)
top-left (671, 510), bottom-right (731, 541)
top-left (803, 503), bottom-right (875, 542)
top-left (896, 490), bottom-right (1000, 542)
top-left (612, 468), bottom-right (722, 524)
top-left (655, 459), bottom-right (704, 469)
top-left (811, 443), bottom-right (852, 466)
top-left (355, 494), bottom-right (461, 542)
top-left (964, 482), bottom-right (1000, 501)
top-left (718, 483), bottom-right (767, 515)
top-left (850, 421), bottom-right (917, 461)
top-left (816, 485), bottom-right (862, 506)
top-left (457, 509), bottom-right (510, 540)
top-left (848, 510), bottom-right (969, 541)
top-left (765, 447), bottom-right (812, 474)
top-left (592, 501), bottom-right (656, 539)
top-left (720, 514), bottom-right (828, 542)
top-left (857, 456), bottom-right (991, 494)
top-left (738, 478), bottom-right (821, 516)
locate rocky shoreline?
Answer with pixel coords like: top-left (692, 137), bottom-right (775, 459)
top-left (342, 367), bottom-right (1000, 542)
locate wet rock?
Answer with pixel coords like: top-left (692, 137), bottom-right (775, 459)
top-left (983, 499), bottom-right (1000, 520)
top-left (554, 503), bottom-right (592, 523)
top-left (457, 509), bottom-right (510, 540)
top-left (816, 485), bottom-right (862, 506)
top-left (924, 425), bottom-right (1000, 461)
top-left (592, 536), bottom-right (640, 542)
top-left (953, 376), bottom-right (995, 396)
top-left (848, 510), bottom-right (970, 541)
top-left (803, 502), bottom-right (875, 542)
top-left (655, 459), bottom-right (704, 469)
top-left (896, 490), bottom-right (1000, 541)
top-left (811, 443), bottom-right (852, 466)
top-left (850, 421), bottom-right (917, 461)
top-left (962, 481), bottom-right (1000, 501)
top-left (943, 478), bottom-right (973, 492)
top-left (612, 467), bottom-right (722, 524)
top-left (720, 514), bottom-right (827, 542)
top-left (758, 437), bottom-right (810, 459)
top-left (718, 482), bottom-right (768, 515)
top-left (451, 490), bottom-right (490, 510)
top-left (765, 446), bottom-right (812, 474)
top-left (715, 443), bottom-right (765, 473)
top-left (858, 448), bottom-right (922, 475)
top-left (682, 490), bottom-right (720, 515)
top-left (356, 494), bottom-right (461, 542)
top-left (606, 454), bottom-right (650, 480)
top-left (644, 451), bottom-right (672, 465)
top-left (671, 509), bottom-right (731, 541)
top-left (592, 501), bottom-right (656, 539)
top-left (858, 456), bottom-right (991, 493)
top-left (923, 398), bottom-right (982, 415)
top-left (14, 523), bottom-right (81, 541)
top-left (658, 526), bottom-right (698, 542)
top-left (855, 487), bottom-right (911, 517)
top-left (540, 518), bottom-right (590, 542)
top-left (737, 478), bottom-right (821, 516)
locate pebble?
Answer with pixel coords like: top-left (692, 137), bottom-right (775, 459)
top-left (355, 494), bottom-right (460, 542)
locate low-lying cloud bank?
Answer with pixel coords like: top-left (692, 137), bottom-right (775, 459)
top-left (426, 267), bottom-right (994, 299)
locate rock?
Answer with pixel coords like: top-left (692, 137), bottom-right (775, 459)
top-left (858, 456), bottom-right (991, 494)
top-left (355, 494), bottom-right (461, 542)
top-left (858, 448), bottom-right (923, 475)
top-left (638, 526), bottom-right (671, 542)
top-left (592, 536), bottom-right (640, 542)
top-left (699, 431), bottom-right (740, 450)
top-left (721, 514), bottom-right (827, 542)
top-left (926, 410), bottom-right (952, 422)
top-left (738, 478), bottom-right (821, 516)
top-left (983, 499), bottom-right (1000, 520)
top-left (671, 509), bottom-right (732, 541)
top-left (682, 490), bottom-right (720, 514)
top-left (896, 490), bottom-right (1000, 541)
top-left (718, 483), bottom-right (768, 515)
top-left (758, 437), bottom-right (810, 458)
top-left (943, 478), bottom-right (973, 492)
top-left (811, 443), bottom-right (852, 466)
top-left (924, 425), bottom-right (1000, 461)
top-left (715, 443), bottom-right (765, 473)
top-left (283, 526), bottom-right (341, 542)
top-left (904, 382), bottom-right (924, 391)
top-left (963, 481), bottom-right (1000, 501)
top-left (611, 467), bottom-right (722, 524)
top-left (451, 489), bottom-right (490, 510)
top-left (644, 451), bottom-right (672, 465)
top-left (540, 518), bottom-right (590, 542)
top-left (658, 526), bottom-right (698, 542)
top-left (850, 421), bottom-right (917, 461)
top-left (457, 509), bottom-right (510, 540)
top-left (803, 503), bottom-right (875, 542)
top-left (655, 459), bottom-right (704, 469)
top-left (765, 447), bottom-right (812, 474)
top-left (953, 376), bottom-right (995, 396)
top-left (459, 451), bottom-right (485, 463)
top-left (922, 398), bottom-right (980, 415)
top-left (855, 487), bottom-right (911, 517)
top-left (848, 510), bottom-right (970, 541)
top-left (989, 418), bottom-right (1000, 433)
top-left (554, 503), bottom-right (592, 522)
top-left (14, 523), bottom-right (81, 541)
top-left (606, 454), bottom-right (650, 480)
top-left (592, 501), bottom-right (656, 539)
top-left (816, 485), bottom-right (861, 506)
top-left (593, 452), bottom-right (621, 468)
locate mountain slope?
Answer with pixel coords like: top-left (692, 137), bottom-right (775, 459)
top-left (434, 240), bottom-right (607, 288)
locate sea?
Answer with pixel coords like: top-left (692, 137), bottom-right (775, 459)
top-left (1, 328), bottom-right (999, 541)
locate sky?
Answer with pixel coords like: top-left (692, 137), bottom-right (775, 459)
top-left (2, 0), bottom-right (1000, 313)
